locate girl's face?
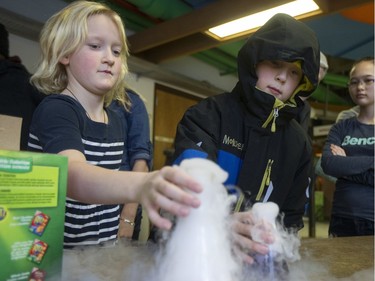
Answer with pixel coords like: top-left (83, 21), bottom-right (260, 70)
top-left (255, 60), bottom-right (303, 102)
top-left (62, 14), bottom-right (123, 96)
top-left (348, 60), bottom-right (374, 107)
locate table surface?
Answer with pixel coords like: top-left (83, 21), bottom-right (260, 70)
top-left (300, 236), bottom-right (374, 279)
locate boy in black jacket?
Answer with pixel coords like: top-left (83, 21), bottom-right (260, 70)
top-left (172, 13), bottom-right (320, 264)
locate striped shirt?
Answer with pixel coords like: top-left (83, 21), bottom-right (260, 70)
top-left (28, 94), bottom-right (125, 248)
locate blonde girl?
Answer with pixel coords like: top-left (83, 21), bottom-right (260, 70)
top-left (28, 0), bottom-right (201, 248)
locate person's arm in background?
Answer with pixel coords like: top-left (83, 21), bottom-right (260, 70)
top-left (344, 169), bottom-right (374, 187)
top-left (119, 90), bottom-right (153, 239)
top-left (126, 90), bottom-right (153, 170)
top-left (327, 143), bottom-right (374, 186)
top-left (321, 122), bottom-right (374, 179)
top-left (314, 106), bottom-right (360, 183)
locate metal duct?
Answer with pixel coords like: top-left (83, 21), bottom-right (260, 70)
top-left (126, 0), bottom-right (191, 19)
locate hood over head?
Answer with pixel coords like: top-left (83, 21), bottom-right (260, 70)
top-left (237, 13), bottom-right (320, 100)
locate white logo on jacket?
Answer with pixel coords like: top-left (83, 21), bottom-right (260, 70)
top-left (222, 135), bottom-right (244, 151)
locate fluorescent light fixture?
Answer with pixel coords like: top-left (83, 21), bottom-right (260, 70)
top-left (207, 0), bottom-right (321, 40)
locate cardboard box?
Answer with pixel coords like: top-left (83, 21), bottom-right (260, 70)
top-left (0, 114), bottom-right (22, 151)
top-left (0, 149), bottom-right (68, 281)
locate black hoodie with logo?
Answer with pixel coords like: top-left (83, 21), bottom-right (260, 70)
top-left (172, 13), bottom-right (320, 229)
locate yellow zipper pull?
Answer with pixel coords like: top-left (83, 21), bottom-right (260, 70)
top-left (266, 160), bottom-right (274, 186)
top-left (256, 159), bottom-right (273, 201)
top-left (271, 108), bottom-right (279, 132)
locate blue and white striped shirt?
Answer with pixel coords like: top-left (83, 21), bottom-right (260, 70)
top-left (28, 94), bottom-right (126, 248)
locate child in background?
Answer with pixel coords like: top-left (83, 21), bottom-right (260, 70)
top-left (172, 13), bottom-right (320, 263)
top-left (110, 88), bottom-right (153, 240)
top-left (28, 0), bottom-right (201, 248)
top-left (322, 57), bottom-right (374, 237)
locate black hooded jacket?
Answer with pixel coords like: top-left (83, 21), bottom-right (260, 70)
top-left (172, 14), bottom-right (320, 229)
top-left (0, 59), bottom-right (45, 150)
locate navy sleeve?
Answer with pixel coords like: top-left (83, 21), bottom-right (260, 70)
top-left (125, 91), bottom-right (152, 169)
top-left (110, 91), bottom-right (152, 170)
top-left (344, 170), bottom-right (374, 187)
top-left (321, 120), bottom-right (374, 178)
top-left (29, 96), bottom-right (85, 154)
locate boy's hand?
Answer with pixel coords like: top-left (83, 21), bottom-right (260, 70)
top-left (230, 212), bottom-right (275, 264)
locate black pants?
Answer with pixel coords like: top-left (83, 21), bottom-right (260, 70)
top-left (329, 215), bottom-right (374, 237)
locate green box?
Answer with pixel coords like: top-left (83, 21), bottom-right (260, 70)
top-left (0, 150), bottom-right (68, 281)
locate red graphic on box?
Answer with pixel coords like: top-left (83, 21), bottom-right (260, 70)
top-left (27, 239), bottom-right (48, 264)
top-left (29, 211), bottom-right (50, 236)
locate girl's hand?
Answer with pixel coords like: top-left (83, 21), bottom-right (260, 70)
top-left (330, 144), bottom-right (347, 156)
top-left (139, 166), bottom-right (202, 230)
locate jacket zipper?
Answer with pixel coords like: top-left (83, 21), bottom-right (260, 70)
top-left (262, 105), bottom-right (284, 132)
top-left (271, 108), bottom-right (279, 132)
top-left (256, 159), bottom-right (274, 201)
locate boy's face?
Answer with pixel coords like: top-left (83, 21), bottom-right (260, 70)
top-left (255, 60), bottom-right (303, 102)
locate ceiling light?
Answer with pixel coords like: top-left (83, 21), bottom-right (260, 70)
top-left (206, 0), bottom-right (321, 40)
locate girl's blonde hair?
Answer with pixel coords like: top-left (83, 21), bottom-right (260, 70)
top-left (31, 0), bottom-right (130, 108)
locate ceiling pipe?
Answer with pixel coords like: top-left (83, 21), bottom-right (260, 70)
top-left (106, 1), bottom-right (155, 31)
top-left (310, 85), bottom-right (351, 105)
top-left (125, 0), bottom-right (191, 20)
top-left (193, 50), bottom-right (237, 75)
top-left (193, 53), bottom-right (236, 76)
top-left (323, 73), bottom-right (349, 88)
